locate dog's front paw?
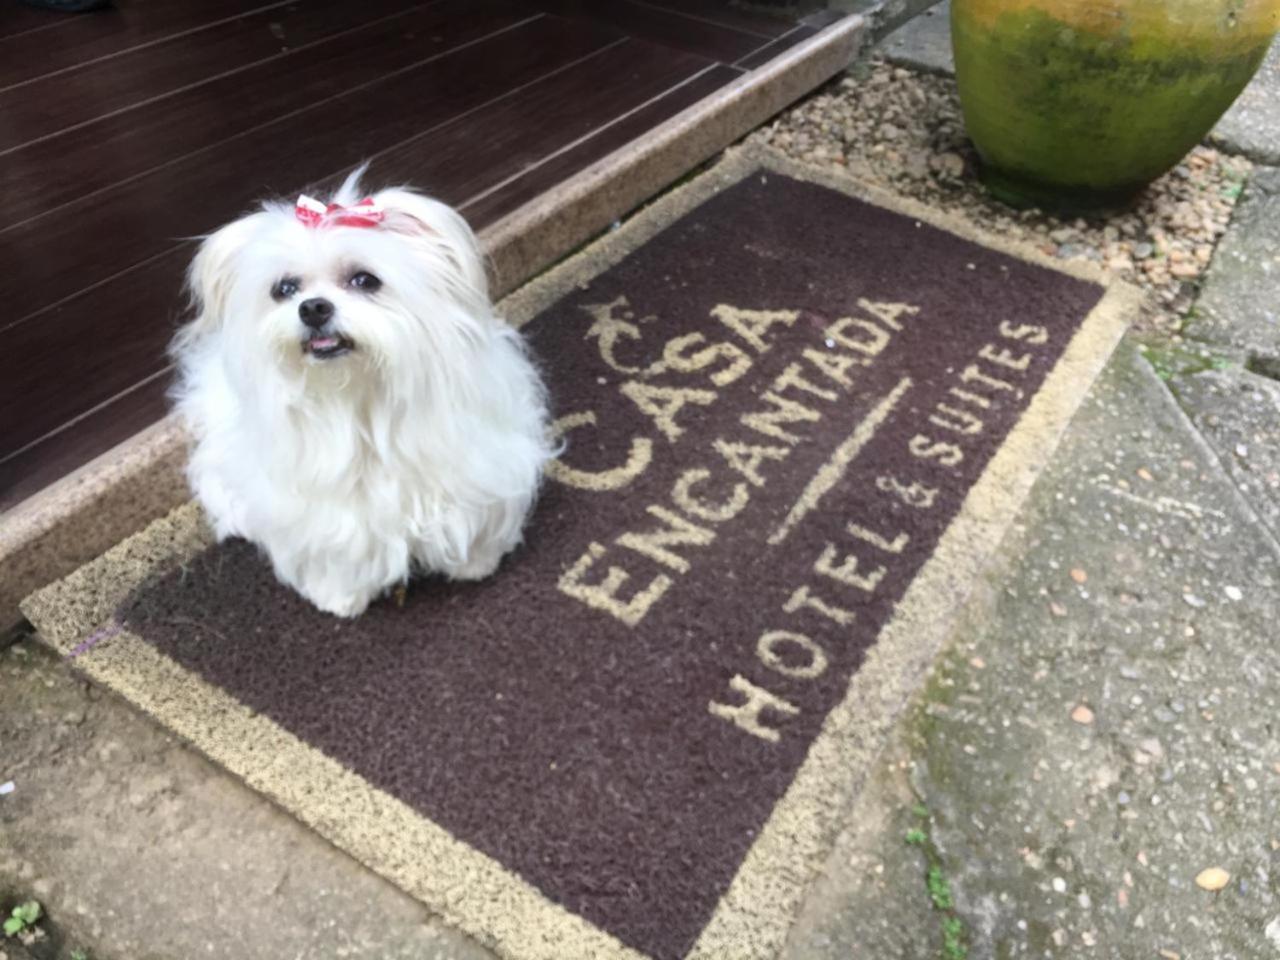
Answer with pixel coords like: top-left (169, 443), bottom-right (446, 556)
top-left (443, 550), bottom-right (503, 582)
top-left (304, 586), bottom-right (376, 618)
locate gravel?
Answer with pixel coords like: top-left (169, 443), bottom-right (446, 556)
top-left (751, 60), bottom-right (1253, 333)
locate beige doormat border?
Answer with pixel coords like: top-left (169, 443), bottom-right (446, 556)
top-left (23, 146), bottom-right (1141, 960)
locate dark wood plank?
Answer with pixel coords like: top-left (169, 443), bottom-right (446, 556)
top-left (0, 370), bottom-right (171, 511)
top-left (0, 16), bottom-right (623, 458)
top-left (530, 0), bottom-right (765, 62)
top-left (0, 11), bottom-right (608, 328)
top-left (0, 31), bottom-right (698, 464)
top-left (0, 0), bottom-right (455, 153)
top-left (0, 248), bottom-right (189, 466)
top-left (0, 2), bottom-right (74, 41)
top-left (639, 0), bottom-right (791, 38)
top-left (0, 0), bottom-right (290, 89)
top-left (0, 0), bottom-right (536, 227)
top-left (355, 38), bottom-right (713, 216)
top-left (461, 64), bottom-right (739, 226)
top-left (734, 23), bottom-right (816, 71)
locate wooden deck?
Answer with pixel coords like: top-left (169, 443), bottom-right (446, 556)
top-left (0, 0), bottom-right (825, 511)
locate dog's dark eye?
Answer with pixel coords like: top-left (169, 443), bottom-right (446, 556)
top-left (272, 277), bottom-right (301, 300)
top-left (350, 271), bottom-right (382, 292)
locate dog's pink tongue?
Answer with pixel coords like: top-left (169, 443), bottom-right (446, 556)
top-left (310, 336), bottom-right (339, 349)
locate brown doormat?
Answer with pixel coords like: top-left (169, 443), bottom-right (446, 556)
top-left (23, 148), bottom-right (1138, 960)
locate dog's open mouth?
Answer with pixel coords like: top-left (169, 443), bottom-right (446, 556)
top-left (303, 333), bottom-right (355, 359)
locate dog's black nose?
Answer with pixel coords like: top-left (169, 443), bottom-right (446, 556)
top-left (299, 297), bottom-right (334, 328)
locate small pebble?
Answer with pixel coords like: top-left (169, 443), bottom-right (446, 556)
top-left (1195, 867), bottom-right (1230, 891)
top-left (1071, 704), bottom-right (1095, 725)
top-left (1224, 585), bottom-right (1243, 601)
top-left (1264, 917), bottom-right (1280, 949)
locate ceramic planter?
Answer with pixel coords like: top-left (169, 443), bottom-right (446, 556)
top-left (952, 0), bottom-right (1279, 212)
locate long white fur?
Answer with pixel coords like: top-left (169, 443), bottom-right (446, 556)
top-left (171, 169), bottom-right (554, 616)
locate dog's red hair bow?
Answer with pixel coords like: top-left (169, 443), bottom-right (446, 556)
top-left (295, 194), bottom-right (384, 229)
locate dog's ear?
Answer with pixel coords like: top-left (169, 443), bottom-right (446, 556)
top-left (177, 217), bottom-right (256, 347)
top-left (377, 189), bottom-right (490, 309)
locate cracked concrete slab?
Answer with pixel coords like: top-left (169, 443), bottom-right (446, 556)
top-left (1212, 37), bottom-right (1280, 166)
top-left (780, 340), bottom-right (1280, 960)
top-left (878, 0), bottom-right (953, 75)
top-left (0, 636), bottom-right (496, 960)
top-left (1184, 167), bottom-right (1280, 362)
top-left (1170, 364), bottom-right (1280, 550)
top-left (832, 0), bottom-right (944, 42)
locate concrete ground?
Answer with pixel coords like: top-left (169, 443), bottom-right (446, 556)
top-left (5, 12), bottom-right (1280, 960)
top-left (0, 637), bottom-right (494, 960)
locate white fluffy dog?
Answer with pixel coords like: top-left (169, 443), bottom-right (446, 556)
top-left (171, 169), bottom-right (553, 617)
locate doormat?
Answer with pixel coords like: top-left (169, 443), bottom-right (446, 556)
top-left (24, 148), bottom-right (1139, 960)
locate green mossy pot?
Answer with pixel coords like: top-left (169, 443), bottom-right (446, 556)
top-left (952, 0), bottom-right (1279, 214)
